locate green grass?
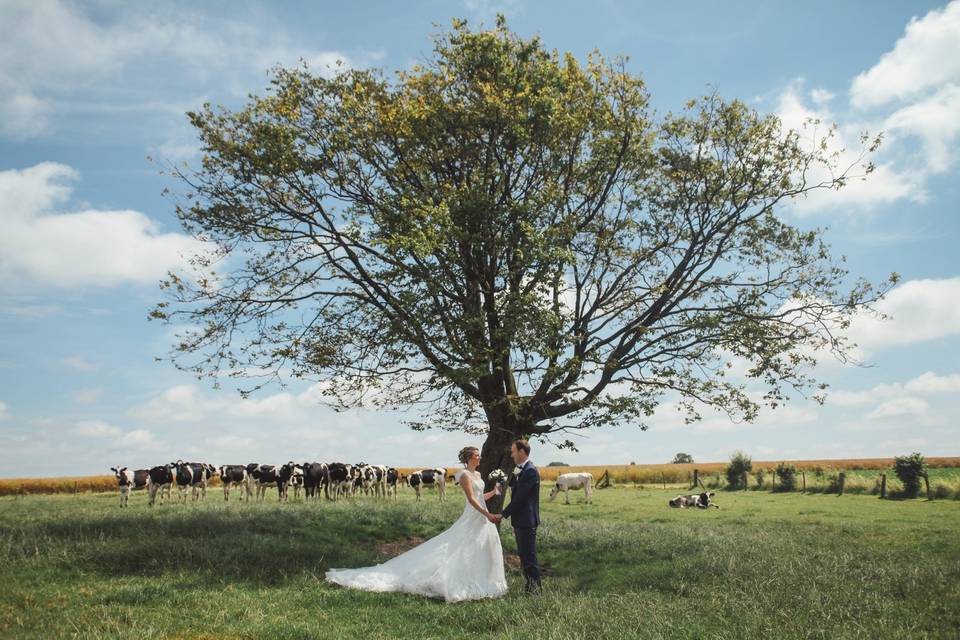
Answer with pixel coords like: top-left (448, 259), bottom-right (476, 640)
top-left (1, 487), bottom-right (958, 639)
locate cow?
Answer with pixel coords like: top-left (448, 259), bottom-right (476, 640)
top-left (186, 462), bottom-right (215, 501)
top-left (301, 462), bottom-right (329, 500)
top-left (277, 462), bottom-right (304, 502)
top-left (248, 464), bottom-right (280, 500)
top-left (368, 464), bottom-right (389, 498)
top-left (110, 466), bottom-right (149, 507)
top-left (407, 468), bottom-right (446, 501)
top-left (668, 491), bottom-right (720, 509)
top-left (385, 467), bottom-right (400, 499)
top-left (352, 463), bottom-right (377, 496)
top-left (218, 464), bottom-right (248, 501)
top-left (288, 465), bottom-right (304, 500)
top-left (171, 460), bottom-right (194, 502)
top-left (147, 464), bottom-right (174, 506)
top-left (548, 472), bottom-right (594, 505)
top-left (326, 463), bottom-right (353, 500)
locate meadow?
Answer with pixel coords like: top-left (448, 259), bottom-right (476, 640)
top-left (1, 482), bottom-right (958, 639)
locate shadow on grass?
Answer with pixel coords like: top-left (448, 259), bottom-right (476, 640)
top-left (30, 503), bottom-right (436, 587)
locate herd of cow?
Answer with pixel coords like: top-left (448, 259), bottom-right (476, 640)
top-left (109, 461), bottom-right (450, 507)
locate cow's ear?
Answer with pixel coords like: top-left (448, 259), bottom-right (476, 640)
top-left (110, 467), bottom-right (117, 473)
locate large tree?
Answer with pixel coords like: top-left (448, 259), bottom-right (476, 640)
top-left (153, 18), bottom-right (892, 503)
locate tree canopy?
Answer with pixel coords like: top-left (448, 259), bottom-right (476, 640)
top-left (153, 17), bottom-right (893, 481)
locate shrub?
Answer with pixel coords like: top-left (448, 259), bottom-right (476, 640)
top-left (774, 463), bottom-right (797, 492)
top-left (893, 452), bottom-right (928, 498)
top-left (725, 451), bottom-right (752, 489)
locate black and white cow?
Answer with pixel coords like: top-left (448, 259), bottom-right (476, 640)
top-left (301, 462), bottom-right (329, 500)
top-left (548, 472), bottom-right (594, 504)
top-left (668, 491), bottom-right (720, 509)
top-left (248, 464), bottom-right (280, 501)
top-left (187, 462), bottom-right (215, 501)
top-left (218, 464), bottom-right (248, 501)
top-left (386, 467), bottom-right (399, 498)
top-left (368, 464), bottom-right (388, 498)
top-left (326, 462), bottom-right (353, 501)
top-left (277, 462), bottom-right (304, 502)
top-left (147, 464), bottom-right (174, 506)
top-left (353, 463), bottom-right (377, 496)
top-left (171, 460), bottom-right (194, 503)
top-left (110, 466), bottom-right (149, 507)
top-left (407, 468), bottom-right (446, 501)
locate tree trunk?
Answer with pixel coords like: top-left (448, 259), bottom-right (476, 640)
top-left (478, 411), bottom-right (528, 514)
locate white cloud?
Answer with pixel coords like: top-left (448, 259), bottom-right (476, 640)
top-left (0, 1), bottom-right (366, 140)
top-left (775, 83), bottom-right (923, 214)
top-left (828, 371), bottom-right (960, 408)
top-left (849, 278), bottom-right (960, 350)
top-left (867, 396), bottom-right (929, 420)
top-left (112, 429), bottom-right (158, 450)
top-left (0, 400), bottom-right (9, 421)
top-left (850, 1), bottom-right (960, 109)
top-left (882, 84), bottom-right (960, 174)
top-left (73, 420), bottom-right (123, 438)
top-left (0, 163), bottom-right (206, 291)
top-left (60, 355), bottom-right (98, 372)
top-left (72, 388), bottom-right (105, 405)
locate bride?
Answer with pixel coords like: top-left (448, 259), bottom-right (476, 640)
top-left (325, 446), bottom-right (508, 602)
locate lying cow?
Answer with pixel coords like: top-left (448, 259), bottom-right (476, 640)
top-left (548, 472), bottom-right (594, 504)
top-left (668, 491), bottom-right (720, 509)
top-left (407, 468), bottom-right (446, 501)
top-left (110, 466), bottom-right (150, 507)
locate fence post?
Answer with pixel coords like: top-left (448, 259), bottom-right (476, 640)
top-left (692, 469), bottom-right (699, 489)
top-left (838, 472), bottom-right (845, 496)
top-left (924, 473), bottom-right (932, 500)
top-left (880, 473), bottom-right (886, 499)
top-left (802, 471), bottom-right (806, 493)
top-left (742, 472), bottom-right (748, 490)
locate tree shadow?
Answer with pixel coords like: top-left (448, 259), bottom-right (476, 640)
top-left (34, 505), bottom-right (421, 587)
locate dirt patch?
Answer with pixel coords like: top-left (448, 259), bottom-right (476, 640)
top-left (377, 536), bottom-right (426, 556)
top-left (503, 552), bottom-right (554, 576)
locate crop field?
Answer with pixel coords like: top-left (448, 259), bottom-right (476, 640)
top-left (1, 481), bottom-right (958, 639)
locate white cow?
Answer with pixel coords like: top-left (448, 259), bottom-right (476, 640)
top-left (548, 472), bottom-right (593, 504)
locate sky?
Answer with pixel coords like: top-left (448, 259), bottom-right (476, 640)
top-left (1, 0), bottom-right (959, 478)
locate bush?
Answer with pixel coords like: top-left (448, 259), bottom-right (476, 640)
top-left (774, 463), bottom-right (797, 492)
top-left (546, 461), bottom-right (570, 467)
top-left (893, 452), bottom-right (928, 498)
top-left (725, 451), bottom-right (752, 489)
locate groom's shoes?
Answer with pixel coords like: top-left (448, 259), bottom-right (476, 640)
top-left (524, 580), bottom-right (542, 595)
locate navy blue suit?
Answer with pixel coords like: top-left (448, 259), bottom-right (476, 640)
top-left (502, 460), bottom-right (541, 590)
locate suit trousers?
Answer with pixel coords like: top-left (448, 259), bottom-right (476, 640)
top-left (513, 526), bottom-right (541, 589)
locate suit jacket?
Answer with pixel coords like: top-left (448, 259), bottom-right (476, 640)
top-left (502, 461), bottom-right (540, 528)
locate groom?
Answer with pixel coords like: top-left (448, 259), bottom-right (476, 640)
top-left (495, 439), bottom-right (541, 594)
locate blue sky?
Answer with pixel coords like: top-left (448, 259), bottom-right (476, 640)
top-left (1, 0), bottom-right (958, 477)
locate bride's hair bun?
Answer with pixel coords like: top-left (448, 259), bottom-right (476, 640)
top-left (458, 446), bottom-right (478, 465)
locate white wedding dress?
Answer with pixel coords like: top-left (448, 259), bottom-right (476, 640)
top-left (325, 469), bottom-right (508, 602)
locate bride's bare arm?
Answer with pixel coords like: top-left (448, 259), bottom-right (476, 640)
top-left (459, 474), bottom-right (497, 522)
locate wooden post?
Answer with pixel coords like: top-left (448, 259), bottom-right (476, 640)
top-left (771, 472), bottom-right (776, 492)
top-left (692, 469), bottom-right (699, 489)
top-left (802, 471), bottom-right (806, 493)
top-left (742, 472), bottom-right (748, 490)
top-left (838, 472), bottom-right (845, 496)
top-left (880, 473), bottom-right (886, 499)
top-left (924, 473), bottom-right (932, 500)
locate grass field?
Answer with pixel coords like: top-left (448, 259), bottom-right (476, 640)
top-left (1, 485), bottom-right (958, 639)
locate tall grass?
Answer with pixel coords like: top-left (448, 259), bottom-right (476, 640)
top-left (1, 486), bottom-right (958, 638)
